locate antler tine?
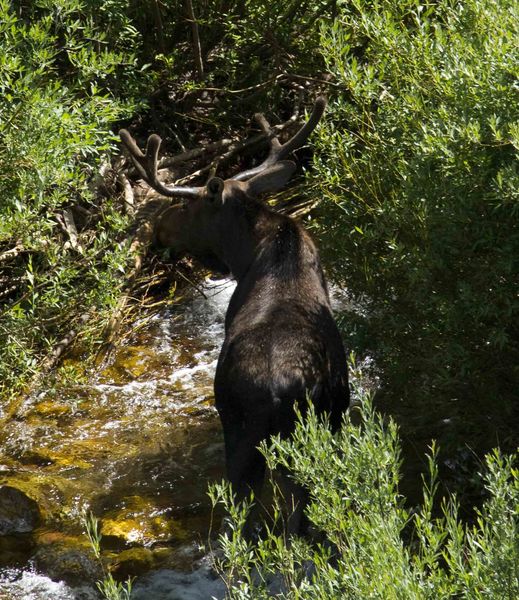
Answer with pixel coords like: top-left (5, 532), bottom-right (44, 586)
top-left (254, 113), bottom-right (282, 152)
top-left (232, 96), bottom-right (327, 182)
top-left (119, 129), bottom-right (203, 199)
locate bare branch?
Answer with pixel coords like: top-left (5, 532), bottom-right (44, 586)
top-left (190, 73), bottom-right (339, 96)
top-left (117, 172), bottom-right (135, 216)
top-left (185, 0), bottom-right (204, 80)
top-left (63, 209), bottom-right (80, 251)
top-left (41, 313), bottom-right (90, 372)
top-left (0, 277), bottom-right (23, 300)
top-left (158, 137), bottom-right (236, 169)
top-left (0, 243), bottom-right (24, 264)
top-left (55, 209), bottom-right (82, 252)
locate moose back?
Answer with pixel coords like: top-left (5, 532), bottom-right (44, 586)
top-left (120, 98), bottom-right (349, 533)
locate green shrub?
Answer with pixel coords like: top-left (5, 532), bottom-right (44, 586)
top-left (0, 0), bottom-right (147, 397)
top-left (311, 0), bottom-right (519, 445)
top-left (0, 0), bottom-right (337, 400)
top-left (211, 390), bottom-right (519, 598)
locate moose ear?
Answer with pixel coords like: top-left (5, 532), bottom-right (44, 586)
top-left (243, 160), bottom-right (296, 197)
top-left (206, 177), bottom-right (225, 204)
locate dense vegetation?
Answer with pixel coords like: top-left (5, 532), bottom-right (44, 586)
top-left (0, 0), bottom-right (330, 402)
top-left (311, 0), bottom-right (519, 457)
top-left (0, 0), bottom-right (517, 595)
top-left (212, 386), bottom-right (519, 599)
top-left (0, 0), bottom-right (146, 399)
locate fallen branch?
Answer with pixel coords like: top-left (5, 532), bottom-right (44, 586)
top-left (97, 198), bottom-right (170, 362)
top-left (41, 313), bottom-right (90, 372)
top-left (158, 137), bottom-right (235, 169)
top-left (63, 208), bottom-right (80, 251)
top-left (55, 208), bottom-right (83, 252)
top-left (0, 279), bottom-right (23, 300)
top-left (117, 172), bottom-right (135, 216)
top-left (0, 243), bottom-right (24, 264)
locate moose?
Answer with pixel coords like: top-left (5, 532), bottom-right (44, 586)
top-left (120, 97), bottom-right (349, 534)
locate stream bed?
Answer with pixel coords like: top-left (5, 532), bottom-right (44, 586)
top-left (0, 278), bottom-right (239, 599)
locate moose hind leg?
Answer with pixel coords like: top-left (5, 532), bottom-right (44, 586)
top-left (219, 408), bottom-right (270, 536)
top-left (275, 465), bottom-right (309, 537)
top-left (226, 428), bottom-right (267, 504)
top-left (219, 407), bottom-right (268, 497)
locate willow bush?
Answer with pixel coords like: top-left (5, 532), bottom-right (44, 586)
top-left (212, 393), bottom-right (519, 599)
top-left (0, 0), bottom-right (333, 399)
top-left (311, 0), bottom-right (519, 447)
top-left (0, 0), bottom-right (148, 397)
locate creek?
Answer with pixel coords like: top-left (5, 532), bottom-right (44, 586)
top-left (0, 276), bottom-right (363, 599)
top-left (5, 261), bottom-right (468, 600)
top-left (0, 278), bottom-right (238, 599)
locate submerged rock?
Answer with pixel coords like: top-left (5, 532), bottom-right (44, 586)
top-left (0, 534), bottom-right (35, 568)
top-left (101, 513), bottom-right (189, 546)
top-left (0, 485), bottom-right (40, 535)
top-left (34, 533), bottom-right (101, 585)
top-left (111, 547), bottom-right (155, 580)
top-left (100, 496), bottom-right (191, 547)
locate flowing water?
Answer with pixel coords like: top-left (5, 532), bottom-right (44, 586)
top-left (0, 278), bottom-right (239, 599)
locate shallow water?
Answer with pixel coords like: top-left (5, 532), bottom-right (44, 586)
top-left (0, 278), bottom-right (238, 598)
top-left (0, 563), bottom-right (227, 600)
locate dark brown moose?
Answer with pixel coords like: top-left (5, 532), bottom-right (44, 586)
top-left (120, 98), bottom-right (349, 534)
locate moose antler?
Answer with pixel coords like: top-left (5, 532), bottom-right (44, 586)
top-left (232, 96), bottom-right (327, 181)
top-left (119, 130), bottom-right (203, 199)
top-left (119, 96), bottom-right (326, 197)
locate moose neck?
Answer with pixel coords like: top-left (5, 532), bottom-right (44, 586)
top-left (211, 202), bottom-right (276, 281)
top-left (215, 202), bottom-right (318, 286)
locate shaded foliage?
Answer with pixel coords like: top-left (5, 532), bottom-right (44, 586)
top-left (212, 390), bottom-right (519, 598)
top-left (311, 0), bottom-right (519, 452)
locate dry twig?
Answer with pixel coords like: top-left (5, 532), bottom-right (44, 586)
top-left (41, 313), bottom-right (91, 372)
top-left (185, 0), bottom-right (204, 80)
top-left (117, 172), bottom-right (135, 216)
top-left (0, 243), bottom-right (24, 264)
